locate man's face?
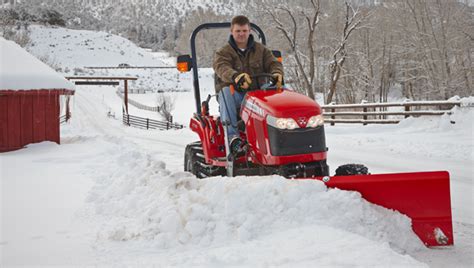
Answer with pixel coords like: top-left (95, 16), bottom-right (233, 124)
top-left (231, 23), bottom-right (250, 47)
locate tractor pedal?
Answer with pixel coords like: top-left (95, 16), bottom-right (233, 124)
top-left (228, 138), bottom-right (247, 160)
top-left (230, 137), bottom-right (244, 155)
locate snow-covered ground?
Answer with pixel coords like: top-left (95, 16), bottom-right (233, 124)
top-left (1, 25), bottom-right (473, 267)
top-left (2, 85), bottom-right (473, 267)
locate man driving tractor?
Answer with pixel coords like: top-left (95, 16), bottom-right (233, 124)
top-left (213, 15), bottom-right (284, 155)
top-left (180, 19), bottom-right (454, 247)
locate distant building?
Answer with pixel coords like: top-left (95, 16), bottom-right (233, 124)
top-left (0, 37), bottom-right (75, 152)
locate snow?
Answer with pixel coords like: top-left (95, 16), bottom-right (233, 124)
top-left (2, 85), bottom-right (472, 266)
top-left (1, 25), bottom-right (473, 267)
top-left (24, 24), bottom-right (215, 101)
top-left (26, 25), bottom-right (170, 69)
top-left (90, 171), bottom-right (423, 252)
top-left (0, 37), bottom-right (74, 91)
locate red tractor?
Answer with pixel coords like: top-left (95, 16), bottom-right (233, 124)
top-left (177, 23), bottom-right (453, 247)
top-left (184, 73), bottom-right (331, 178)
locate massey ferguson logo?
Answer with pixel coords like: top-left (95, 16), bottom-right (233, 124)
top-left (244, 101), bottom-right (264, 116)
top-left (297, 117), bottom-right (307, 127)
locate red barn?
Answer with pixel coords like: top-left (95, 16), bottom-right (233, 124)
top-left (0, 37), bottom-right (75, 152)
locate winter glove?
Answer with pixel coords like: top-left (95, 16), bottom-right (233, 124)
top-left (272, 73), bottom-right (283, 88)
top-left (234, 73), bottom-right (252, 90)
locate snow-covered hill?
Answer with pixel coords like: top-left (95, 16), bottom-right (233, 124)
top-left (25, 25), bottom-right (215, 93)
top-left (26, 25), bottom-right (170, 68)
top-left (13, 0), bottom-right (243, 49)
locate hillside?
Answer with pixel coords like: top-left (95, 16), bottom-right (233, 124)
top-left (26, 25), bottom-right (169, 68)
top-left (7, 0), bottom-right (243, 49)
top-left (25, 24), bottom-right (214, 94)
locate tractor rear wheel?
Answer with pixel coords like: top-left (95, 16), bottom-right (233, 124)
top-left (335, 164), bottom-right (369, 176)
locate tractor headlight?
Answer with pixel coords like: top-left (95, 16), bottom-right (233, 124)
top-left (307, 115), bottom-right (324, 127)
top-left (267, 115), bottom-right (299, 130)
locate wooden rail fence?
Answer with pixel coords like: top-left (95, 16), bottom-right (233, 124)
top-left (122, 111), bottom-right (183, 130)
top-left (321, 100), bottom-right (463, 125)
top-left (116, 91), bottom-right (160, 112)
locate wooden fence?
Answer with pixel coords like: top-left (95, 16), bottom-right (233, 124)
top-left (116, 91), bottom-right (160, 112)
top-left (122, 111), bottom-right (183, 130)
top-left (321, 100), bottom-right (463, 125)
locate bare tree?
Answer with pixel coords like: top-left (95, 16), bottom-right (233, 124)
top-left (388, 0), bottom-right (472, 100)
top-left (267, 0), bottom-right (321, 100)
top-left (339, 3), bottom-right (396, 104)
top-left (156, 93), bottom-right (176, 122)
top-left (326, 2), bottom-right (368, 104)
top-left (174, 8), bottom-right (229, 67)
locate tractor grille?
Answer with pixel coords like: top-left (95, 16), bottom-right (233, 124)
top-left (268, 125), bottom-right (327, 156)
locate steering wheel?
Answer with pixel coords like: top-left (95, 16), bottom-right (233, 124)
top-left (234, 73), bottom-right (282, 92)
top-left (246, 73), bottom-right (279, 91)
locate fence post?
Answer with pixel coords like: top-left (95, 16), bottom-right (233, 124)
top-left (167, 121), bottom-right (170, 130)
top-left (147, 118), bottom-right (149, 129)
top-left (363, 107), bottom-right (367, 125)
top-left (331, 108), bottom-right (335, 126)
top-left (124, 79), bottom-right (129, 114)
top-left (405, 105), bottom-right (410, 118)
top-left (127, 114), bottom-right (130, 126)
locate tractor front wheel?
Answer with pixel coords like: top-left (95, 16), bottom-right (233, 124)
top-left (335, 164), bottom-right (369, 176)
top-left (184, 142), bottom-right (202, 177)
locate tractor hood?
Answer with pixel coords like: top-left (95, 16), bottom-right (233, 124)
top-left (246, 89), bottom-right (322, 118)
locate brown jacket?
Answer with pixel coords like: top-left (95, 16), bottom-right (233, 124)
top-left (213, 35), bottom-right (283, 93)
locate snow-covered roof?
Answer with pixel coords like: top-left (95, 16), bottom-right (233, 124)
top-left (0, 37), bottom-right (74, 91)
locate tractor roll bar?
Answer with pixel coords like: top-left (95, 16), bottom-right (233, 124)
top-left (189, 22), bottom-right (267, 115)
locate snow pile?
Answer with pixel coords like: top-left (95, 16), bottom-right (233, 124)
top-left (438, 105), bottom-right (474, 131)
top-left (391, 97), bottom-right (473, 161)
top-left (0, 37), bottom-right (74, 90)
top-left (84, 138), bottom-right (424, 257)
top-left (398, 96), bottom-right (474, 130)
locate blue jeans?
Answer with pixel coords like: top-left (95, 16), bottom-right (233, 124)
top-left (218, 86), bottom-right (245, 141)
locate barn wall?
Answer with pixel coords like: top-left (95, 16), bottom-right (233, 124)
top-left (0, 92), bottom-right (62, 153)
top-left (0, 96), bottom-right (9, 151)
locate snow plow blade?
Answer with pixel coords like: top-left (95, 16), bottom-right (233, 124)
top-left (310, 171), bottom-right (453, 247)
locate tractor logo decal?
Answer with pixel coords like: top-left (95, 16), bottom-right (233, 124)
top-left (297, 117), bottom-right (307, 127)
top-left (245, 101), bottom-right (264, 116)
